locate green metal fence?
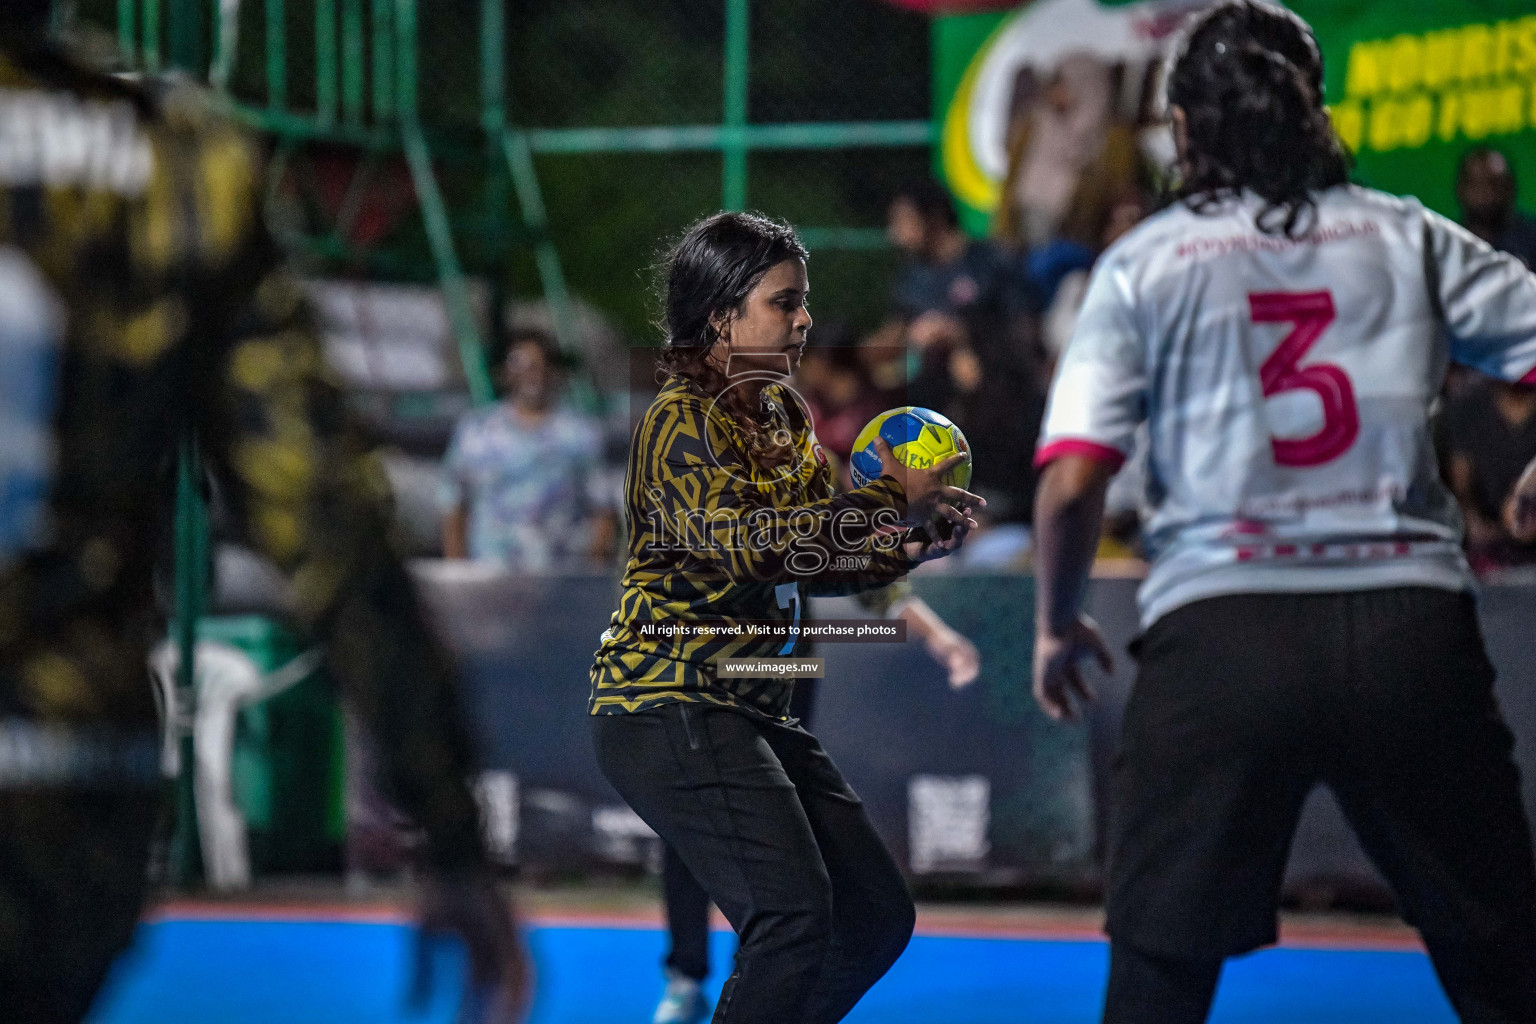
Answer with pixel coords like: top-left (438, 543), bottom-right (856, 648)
top-left (82, 0), bottom-right (935, 389)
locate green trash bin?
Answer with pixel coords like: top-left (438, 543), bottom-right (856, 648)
top-left (192, 615), bottom-right (347, 876)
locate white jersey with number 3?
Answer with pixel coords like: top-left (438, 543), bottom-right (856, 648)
top-left (1038, 185), bottom-right (1536, 628)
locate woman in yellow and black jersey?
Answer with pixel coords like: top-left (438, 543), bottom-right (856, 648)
top-left (589, 213), bottom-right (981, 1024)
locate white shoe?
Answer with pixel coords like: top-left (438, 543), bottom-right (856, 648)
top-left (652, 971), bottom-right (709, 1024)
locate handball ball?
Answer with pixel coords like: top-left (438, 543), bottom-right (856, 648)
top-left (849, 407), bottom-right (972, 490)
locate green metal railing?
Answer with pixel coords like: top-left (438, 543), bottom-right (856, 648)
top-left (98, 0), bottom-right (935, 386)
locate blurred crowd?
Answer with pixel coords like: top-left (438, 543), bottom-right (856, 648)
top-left (350, 56), bottom-right (1536, 582)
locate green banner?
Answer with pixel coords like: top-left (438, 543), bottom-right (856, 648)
top-left (933, 11), bottom-right (1012, 234)
top-left (935, 0), bottom-right (1536, 230)
top-left (1298, 0), bottom-right (1536, 217)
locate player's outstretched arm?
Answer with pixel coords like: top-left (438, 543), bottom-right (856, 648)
top-left (1032, 454), bottom-right (1116, 723)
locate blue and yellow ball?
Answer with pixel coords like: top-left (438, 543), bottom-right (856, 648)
top-left (849, 407), bottom-right (972, 490)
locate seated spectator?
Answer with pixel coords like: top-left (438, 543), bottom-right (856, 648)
top-left (886, 179), bottom-right (1047, 524)
top-left (1444, 375), bottom-right (1536, 573)
top-left (440, 328), bottom-right (615, 570)
top-left (1457, 147), bottom-right (1536, 268)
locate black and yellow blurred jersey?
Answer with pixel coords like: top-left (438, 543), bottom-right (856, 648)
top-left (590, 373), bottom-right (915, 719)
top-left (0, 40), bottom-right (481, 868)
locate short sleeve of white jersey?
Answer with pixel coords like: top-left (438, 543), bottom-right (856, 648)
top-left (1426, 209), bottom-right (1536, 383)
top-left (1035, 257), bottom-right (1144, 471)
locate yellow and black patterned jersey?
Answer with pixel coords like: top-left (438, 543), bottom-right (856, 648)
top-left (589, 373), bottom-right (915, 719)
top-left (0, 40), bottom-right (482, 869)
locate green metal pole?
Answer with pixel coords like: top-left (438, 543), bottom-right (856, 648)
top-left (166, 0), bottom-right (204, 75)
top-left (171, 437), bottom-right (209, 885)
top-left (266, 0), bottom-right (286, 112)
top-left (795, 227), bottom-right (893, 251)
top-left (396, 0), bottom-right (494, 406)
top-left (210, 0), bottom-right (231, 88)
top-left (371, 0), bottom-right (394, 122)
top-left (342, 0), bottom-right (365, 126)
top-left (393, 0), bottom-right (418, 112)
top-left (480, 0), bottom-right (510, 378)
top-left (480, 0), bottom-right (505, 135)
top-left (503, 132), bottom-right (582, 376)
top-left (524, 119), bottom-right (935, 155)
top-left (316, 0), bottom-right (338, 127)
top-left (485, 0), bottom-right (579, 391)
top-left (142, 0), bottom-right (161, 73)
top-left (117, 0), bottom-right (135, 61)
top-left (722, 0), bottom-right (749, 211)
top-left (166, 0), bottom-right (202, 75)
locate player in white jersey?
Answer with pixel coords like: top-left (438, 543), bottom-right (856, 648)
top-left (1032, 4), bottom-right (1536, 1022)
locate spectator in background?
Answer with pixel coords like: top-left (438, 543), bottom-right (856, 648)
top-left (441, 328), bottom-right (615, 569)
top-left (1444, 376), bottom-right (1536, 572)
top-left (1445, 146), bottom-right (1536, 554)
top-left (887, 180), bottom-right (1046, 524)
top-left (1457, 147), bottom-right (1536, 268)
top-left (994, 54), bottom-right (1142, 307)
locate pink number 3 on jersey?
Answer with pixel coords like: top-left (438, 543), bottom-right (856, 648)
top-left (1250, 290), bottom-right (1360, 468)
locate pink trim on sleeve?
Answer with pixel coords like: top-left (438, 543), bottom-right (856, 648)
top-left (1034, 439), bottom-right (1127, 472)
top-left (1520, 362), bottom-right (1536, 384)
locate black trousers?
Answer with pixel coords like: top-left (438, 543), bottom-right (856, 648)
top-left (592, 696), bottom-right (912, 1024)
top-left (1103, 587), bottom-right (1536, 1024)
top-left (660, 680), bottom-right (821, 984)
top-left (0, 788), bottom-right (159, 1024)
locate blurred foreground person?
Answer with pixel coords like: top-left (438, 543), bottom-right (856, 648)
top-left (1033, 4), bottom-right (1536, 1022)
top-left (0, 6), bottom-right (524, 1021)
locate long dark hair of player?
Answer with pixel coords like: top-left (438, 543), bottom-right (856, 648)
top-left (655, 211), bottom-right (809, 459)
top-left (1166, 0), bottom-right (1350, 237)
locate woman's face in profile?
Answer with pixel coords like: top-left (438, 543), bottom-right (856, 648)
top-left (713, 258), bottom-right (812, 378)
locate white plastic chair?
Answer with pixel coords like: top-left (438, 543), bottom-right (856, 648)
top-left (149, 639), bottom-right (321, 891)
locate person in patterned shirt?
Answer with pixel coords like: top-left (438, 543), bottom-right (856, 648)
top-left (589, 212), bottom-right (981, 1024)
top-left (0, 8), bottom-right (522, 1021)
top-left (440, 327), bottom-right (614, 570)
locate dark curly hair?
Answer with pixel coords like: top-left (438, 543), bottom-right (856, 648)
top-left (654, 212), bottom-right (809, 463)
top-left (1166, 1), bottom-right (1349, 237)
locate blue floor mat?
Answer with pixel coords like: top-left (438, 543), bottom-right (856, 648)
top-left (88, 918), bottom-right (1456, 1024)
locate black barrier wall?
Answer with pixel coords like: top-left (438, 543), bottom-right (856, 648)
top-left (413, 564), bottom-right (1536, 899)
